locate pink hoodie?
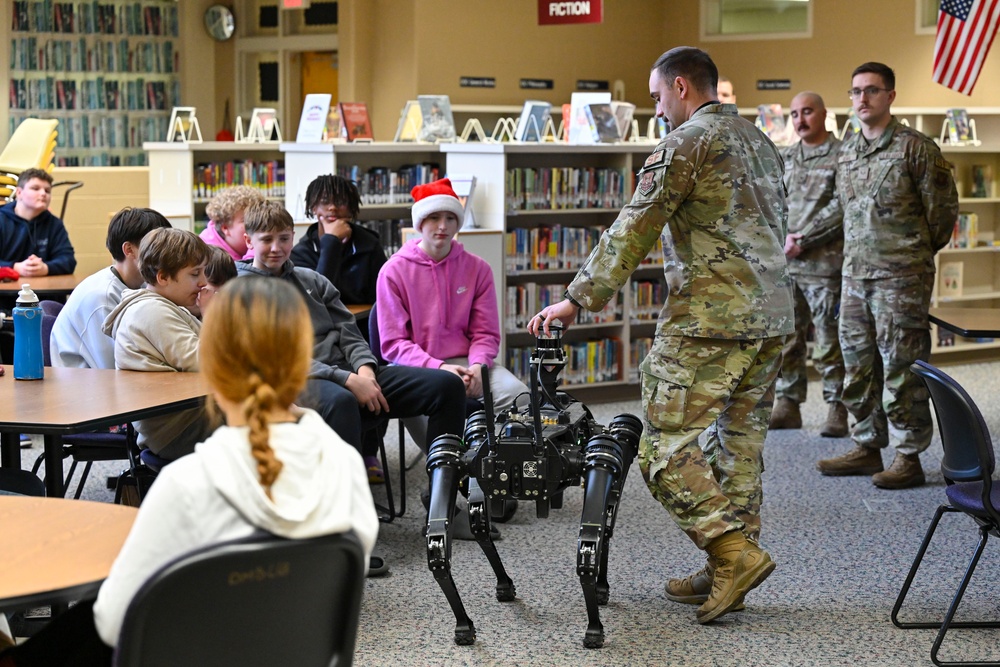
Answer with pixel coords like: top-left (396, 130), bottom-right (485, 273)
top-left (376, 239), bottom-right (500, 369)
top-left (199, 221), bottom-right (254, 261)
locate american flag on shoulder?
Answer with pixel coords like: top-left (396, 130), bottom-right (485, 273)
top-left (933, 0), bottom-right (1000, 95)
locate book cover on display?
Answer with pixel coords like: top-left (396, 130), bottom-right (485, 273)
top-left (417, 95), bottom-right (457, 142)
top-left (611, 101), bottom-right (635, 141)
top-left (971, 164), bottom-right (993, 198)
top-left (567, 92), bottom-right (611, 144)
top-left (946, 108), bottom-right (972, 144)
top-left (394, 100), bottom-right (423, 142)
top-left (514, 100), bottom-right (552, 142)
top-left (295, 93), bottom-right (331, 142)
top-left (585, 103), bottom-right (620, 143)
top-left (939, 261), bottom-right (963, 298)
top-left (338, 102), bottom-right (373, 141)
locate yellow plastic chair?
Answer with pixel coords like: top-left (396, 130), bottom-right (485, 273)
top-left (0, 118), bottom-right (60, 200)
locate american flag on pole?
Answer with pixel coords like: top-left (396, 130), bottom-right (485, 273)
top-left (933, 0), bottom-right (1000, 95)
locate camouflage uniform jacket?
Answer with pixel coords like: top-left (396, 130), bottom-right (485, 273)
top-left (837, 117), bottom-right (958, 278)
top-left (781, 134), bottom-right (844, 278)
top-left (567, 103), bottom-right (794, 340)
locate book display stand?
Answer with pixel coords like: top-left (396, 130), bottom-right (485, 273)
top-left (460, 119), bottom-right (492, 143)
top-left (166, 107), bottom-right (203, 144)
top-left (394, 101), bottom-right (423, 142)
top-left (939, 115), bottom-right (981, 147)
top-left (490, 118), bottom-right (517, 143)
top-left (245, 108), bottom-right (282, 143)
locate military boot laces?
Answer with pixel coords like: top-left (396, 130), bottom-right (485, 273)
top-left (696, 533), bottom-right (775, 624)
top-left (768, 397), bottom-right (802, 430)
top-left (820, 402), bottom-right (849, 438)
top-left (664, 558), bottom-right (745, 610)
top-left (816, 444), bottom-right (884, 476)
top-left (872, 453), bottom-right (925, 490)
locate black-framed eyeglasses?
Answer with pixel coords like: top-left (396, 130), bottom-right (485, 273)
top-left (847, 86), bottom-right (891, 99)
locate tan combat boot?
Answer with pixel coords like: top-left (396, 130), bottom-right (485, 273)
top-left (768, 397), bottom-right (802, 429)
top-left (872, 453), bottom-right (925, 489)
top-left (696, 532), bottom-right (775, 624)
top-left (820, 402), bottom-right (849, 438)
top-left (816, 445), bottom-right (884, 476)
top-left (664, 558), bottom-right (746, 610)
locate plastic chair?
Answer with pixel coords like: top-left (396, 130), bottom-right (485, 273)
top-left (0, 118), bottom-right (59, 199)
top-left (113, 531), bottom-right (367, 667)
top-left (891, 360), bottom-right (1000, 666)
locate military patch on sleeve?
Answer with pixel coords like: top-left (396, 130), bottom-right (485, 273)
top-left (934, 156), bottom-right (951, 170)
top-left (638, 170), bottom-right (657, 196)
top-left (644, 147), bottom-right (674, 169)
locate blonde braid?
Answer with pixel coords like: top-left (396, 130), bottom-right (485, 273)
top-left (242, 372), bottom-right (284, 499)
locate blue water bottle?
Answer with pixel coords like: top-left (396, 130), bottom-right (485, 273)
top-left (13, 284), bottom-right (43, 380)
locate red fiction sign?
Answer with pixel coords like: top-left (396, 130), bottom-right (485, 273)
top-left (538, 0), bottom-right (603, 25)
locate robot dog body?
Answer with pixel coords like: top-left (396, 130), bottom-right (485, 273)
top-left (425, 325), bottom-right (642, 648)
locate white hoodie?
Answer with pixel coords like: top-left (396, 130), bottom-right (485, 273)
top-left (92, 409), bottom-right (379, 647)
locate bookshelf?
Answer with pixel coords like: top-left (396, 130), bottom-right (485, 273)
top-left (6, 0), bottom-right (181, 166)
top-left (442, 142), bottom-right (661, 393)
top-left (144, 141), bottom-right (285, 233)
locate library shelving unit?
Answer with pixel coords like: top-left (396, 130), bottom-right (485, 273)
top-left (441, 142), bottom-right (662, 395)
top-left (144, 141), bottom-right (285, 233)
top-left (6, 0), bottom-right (181, 166)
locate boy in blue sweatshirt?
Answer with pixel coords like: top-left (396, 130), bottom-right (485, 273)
top-left (0, 168), bottom-right (76, 276)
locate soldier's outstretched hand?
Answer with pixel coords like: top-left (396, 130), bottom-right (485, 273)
top-left (528, 299), bottom-right (579, 336)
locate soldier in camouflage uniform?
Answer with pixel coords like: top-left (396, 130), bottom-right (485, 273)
top-left (817, 63), bottom-right (958, 489)
top-left (530, 47), bottom-right (793, 624)
top-left (771, 92), bottom-right (848, 437)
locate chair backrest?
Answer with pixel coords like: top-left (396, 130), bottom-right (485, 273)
top-left (910, 360), bottom-right (995, 484)
top-left (39, 300), bottom-right (64, 367)
top-left (0, 118), bottom-right (59, 174)
top-left (367, 301), bottom-right (384, 364)
top-left (0, 468), bottom-right (46, 496)
top-left (114, 530), bottom-right (366, 667)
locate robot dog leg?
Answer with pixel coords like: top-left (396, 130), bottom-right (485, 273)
top-left (426, 435), bottom-right (516, 646)
top-left (576, 415), bottom-right (642, 649)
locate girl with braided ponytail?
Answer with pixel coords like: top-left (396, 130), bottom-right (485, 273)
top-left (0, 279), bottom-right (378, 665)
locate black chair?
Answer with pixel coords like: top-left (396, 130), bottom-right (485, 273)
top-left (113, 531), bottom-right (367, 667)
top-left (31, 300), bottom-right (135, 499)
top-left (0, 468), bottom-right (46, 496)
top-left (892, 360), bottom-right (1000, 666)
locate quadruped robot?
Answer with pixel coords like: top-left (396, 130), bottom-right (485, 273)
top-left (424, 324), bottom-right (643, 648)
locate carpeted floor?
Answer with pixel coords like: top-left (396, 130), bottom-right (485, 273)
top-left (63, 361), bottom-right (1000, 666)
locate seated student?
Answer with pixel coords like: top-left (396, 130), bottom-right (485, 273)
top-left (377, 178), bottom-right (528, 446)
top-left (290, 174), bottom-right (387, 305)
top-left (0, 278), bottom-right (378, 665)
top-left (102, 227), bottom-right (213, 461)
top-left (0, 168), bottom-right (76, 276)
top-left (236, 200), bottom-right (466, 456)
top-left (200, 185), bottom-right (266, 261)
top-left (50, 207), bottom-right (171, 369)
top-left (192, 244), bottom-right (238, 318)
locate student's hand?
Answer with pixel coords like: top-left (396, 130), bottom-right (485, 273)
top-left (346, 365), bottom-right (390, 414)
top-left (466, 364), bottom-right (483, 398)
top-left (528, 299), bottom-right (578, 336)
top-left (13, 255), bottom-right (48, 277)
top-left (320, 217), bottom-right (353, 242)
top-left (440, 363), bottom-right (469, 384)
top-left (784, 233), bottom-right (804, 259)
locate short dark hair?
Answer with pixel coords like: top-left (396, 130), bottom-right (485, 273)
top-left (106, 207), bottom-right (172, 261)
top-left (852, 62), bottom-right (895, 91)
top-left (138, 227), bottom-right (209, 284)
top-left (244, 200), bottom-right (294, 235)
top-left (17, 168), bottom-right (52, 188)
top-left (651, 47), bottom-right (719, 96)
top-left (304, 174), bottom-right (361, 220)
top-left (204, 245), bottom-right (237, 286)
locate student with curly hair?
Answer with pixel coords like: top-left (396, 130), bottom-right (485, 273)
top-left (201, 184), bottom-right (266, 261)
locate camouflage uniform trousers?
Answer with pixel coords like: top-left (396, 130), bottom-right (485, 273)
top-left (638, 335), bottom-right (783, 550)
top-left (776, 274), bottom-right (845, 404)
top-left (839, 274), bottom-right (934, 456)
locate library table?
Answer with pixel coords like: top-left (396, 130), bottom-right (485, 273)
top-left (0, 367), bottom-right (208, 497)
top-left (0, 274), bottom-right (82, 297)
top-left (929, 307), bottom-right (1000, 339)
top-left (0, 496), bottom-right (136, 613)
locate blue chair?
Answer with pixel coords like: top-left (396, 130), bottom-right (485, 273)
top-left (114, 531), bottom-right (367, 667)
top-left (892, 360), bottom-right (1000, 666)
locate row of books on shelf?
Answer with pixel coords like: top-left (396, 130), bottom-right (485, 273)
top-left (7, 113), bottom-right (167, 150)
top-left (505, 225), bottom-right (662, 273)
top-left (628, 338), bottom-right (653, 383)
top-left (507, 339), bottom-right (621, 386)
top-left (192, 161), bottom-right (285, 200)
top-left (506, 167), bottom-right (629, 211)
top-left (336, 163), bottom-right (441, 206)
top-left (56, 150), bottom-right (144, 166)
top-left (357, 219), bottom-right (406, 257)
top-left (9, 77), bottom-right (177, 111)
top-left (949, 212), bottom-right (979, 249)
top-left (11, 1), bottom-right (179, 37)
top-left (631, 280), bottom-right (667, 322)
top-left (504, 284), bottom-right (620, 333)
top-left (11, 36), bottom-right (178, 74)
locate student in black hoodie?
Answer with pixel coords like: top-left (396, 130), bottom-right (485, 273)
top-left (290, 174), bottom-right (386, 305)
top-left (0, 168), bottom-right (76, 276)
